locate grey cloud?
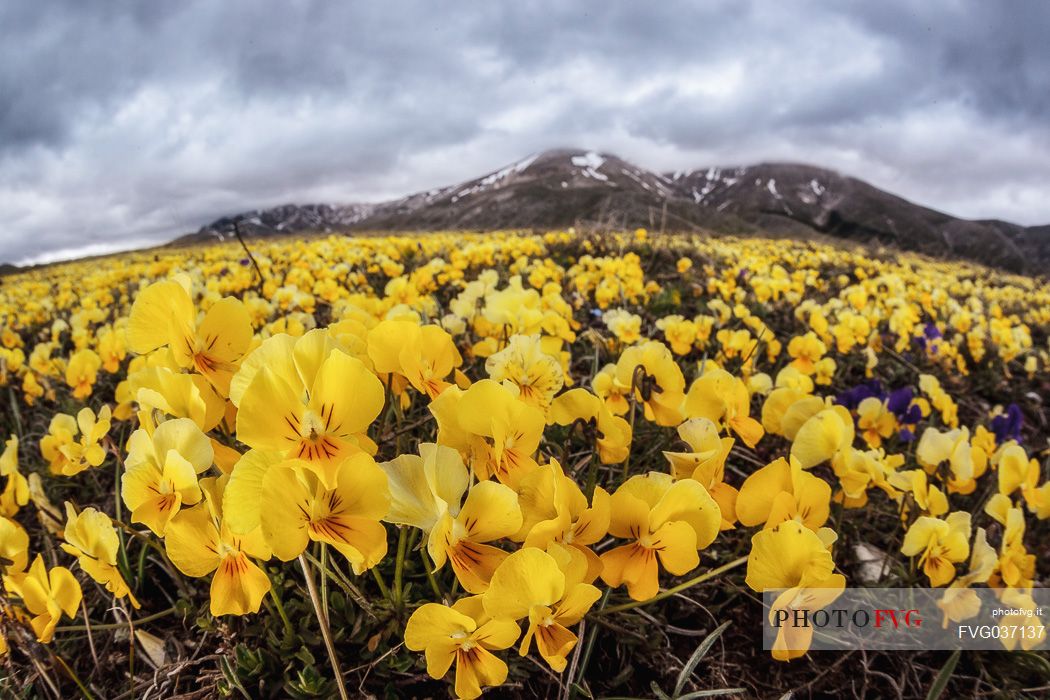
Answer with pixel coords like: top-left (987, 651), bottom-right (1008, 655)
top-left (1, 0), bottom-right (1049, 263)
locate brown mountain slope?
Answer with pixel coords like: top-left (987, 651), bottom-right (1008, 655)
top-left (179, 149), bottom-right (1047, 273)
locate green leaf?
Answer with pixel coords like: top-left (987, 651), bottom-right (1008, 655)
top-left (925, 649), bottom-right (961, 700)
top-left (673, 621), bottom-right (731, 697)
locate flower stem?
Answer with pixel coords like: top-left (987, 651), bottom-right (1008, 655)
top-left (420, 546), bottom-right (443, 600)
top-left (298, 554), bottom-right (349, 700)
top-left (371, 567), bottom-right (392, 602)
top-left (393, 526), bottom-right (409, 609)
top-left (267, 572), bottom-right (294, 636)
top-left (320, 543), bottom-right (330, 625)
top-left (596, 555), bottom-right (748, 615)
top-left (54, 605), bottom-right (177, 633)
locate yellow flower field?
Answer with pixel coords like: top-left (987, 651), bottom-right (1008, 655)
top-left (0, 229), bottom-right (1047, 698)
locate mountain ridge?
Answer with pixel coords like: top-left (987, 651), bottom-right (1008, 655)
top-left (173, 149), bottom-right (1048, 273)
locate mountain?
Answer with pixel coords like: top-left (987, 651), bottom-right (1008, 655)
top-left (172, 203), bottom-right (376, 246)
top-left (179, 149), bottom-right (1048, 273)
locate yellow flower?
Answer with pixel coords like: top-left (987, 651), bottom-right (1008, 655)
top-left (789, 405), bottom-right (854, 469)
top-left (404, 602), bottom-right (519, 700)
top-left (427, 478), bottom-right (523, 594)
top-left (683, 367), bottom-right (764, 447)
top-left (0, 436), bottom-right (29, 517)
top-left (482, 546), bottom-right (601, 671)
top-left (736, 456), bottom-right (831, 531)
top-left (916, 427), bottom-right (986, 494)
top-left (431, 380), bottom-right (545, 489)
top-left (60, 503), bottom-right (139, 608)
top-left (65, 348), bottom-right (101, 399)
top-left (831, 447), bottom-right (902, 506)
top-left (996, 443), bottom-right (1038, 497)
top-left (900, 512), bottom-right (971, 587)
top-left (603, 308), bottom-right (643, 345)
top-left (549, 388), bottom-right (632, 464)
top-left (0, 516), bottom-right (29, 573)
top-left (165, 478), bottom-right (272, 616)
top-left (129, 366), bottom-right (226, 432)
top-left (856, 397), bottom-right (895, 448)
top-left (257, 454), bottom-right (389, 574)
top-left (591, 363), bottom-right (631, 415)
top-left (121, 418), bottom-right (213, 535)
top-left (600, 472), bottom-right (720, 601)
top-left (485, 334), bottom-right (564, 411)
top-left (3, 554), bottom-right (82, 643)
top-left (514, 461), bottom-right (610, 581)
top-left (767, 578), bottom-right (846, 661)
top-left (662, 418), bottom-right (737, 529)
top-left (97, 324), bottom-right (128, 373)
top-left (746, 520), bottom-right (845, 658)
top-left (787, 332), bottom-right (826, 375)
top-left (379, 441), bottom-right (472, 562)
top-left (746, 520), bottom-right (840, 592)
top-left (616, 341), bottom-right (686, 427)
top-left (368, 320), bottom-right (462, 399)
top-left (235, 332), bottom-right (385, 487)
top-left (127, 279), bottom-right (253, 396)
top-left (984, 495), bottom-right (1035, 588)
top-left (813, 357), bottom-right (836, 386)
top-left (41, 406), bottom-right (111, 477)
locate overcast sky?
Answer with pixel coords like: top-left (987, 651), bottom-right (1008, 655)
top-left (2, 1), bottom-right (1048, 265)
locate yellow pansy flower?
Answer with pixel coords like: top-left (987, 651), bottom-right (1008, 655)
top-left (600, 472), bottom-right (720, 601)
top-left (746, 520), bottom-right (845, 659)
top-left (789, 405), bottom-right (855, 469)
top-left (615, 341), bottom-right (685, 427)
top-left (482, 546), bottom-right (601, 672)
top-left (900, 512), bottom-right (971, 587)
top-left (0, 436), bottom-right (29, 517)
top-left (235, 332), bottom-right (384, 487)
top-left (3, 554), bottom-right (82, 643)
top-left (427, 478), bottom-right (523, 594)
top-left (683, 367), bottom-right (764, 447)
top-left (404, 601), bottom-right (519, 700)
top-left (485, 334), bottom-right (564, 411)
top-left (367, 319), bottom-right (463, 399)
top-left (127, 279), bottom-right (253, 396)
top-left (737, 456), bottom-right (831, 531)
top-left (0, 516), bottom-right (29, 573)
top-left (745, 520), bottom-right (839, 593)
top-left (514, 461), bottom-right (610, 581)
top-left (65, 348), bottom-right (101, 399)
top-left (856, 397), bottom-right (895, 448)
top-left (121, 418), bottom-right (213, 535)
top-left (41, 406), bottom-right (111, 477)
top-left (60, 503), bottom-right (139, 608)
top-left (549, 388), bottom-right (632, 465)
top-left (165, 478), bottom-right (272, 616)
top-left (591, 363), bottom-right (631, 416)
top-left (257, 454), bottom-right (388, 574)
top-left (662, 418), bottom-right (737, 529)
top-left (431, 380), bottom-right (545, 489)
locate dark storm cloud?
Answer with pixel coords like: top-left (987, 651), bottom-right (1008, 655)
top-left (1, 1), bottom-right (1048, 264)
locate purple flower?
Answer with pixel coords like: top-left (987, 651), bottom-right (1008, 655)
top-left (991, 404), bottom-right (1024, 444)
top-left (899, 427), bottom-right (915, 442)
top-left (834, 380), bottom-right (884, 410)
top-left (886, 387), bottom-right (913, 418)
